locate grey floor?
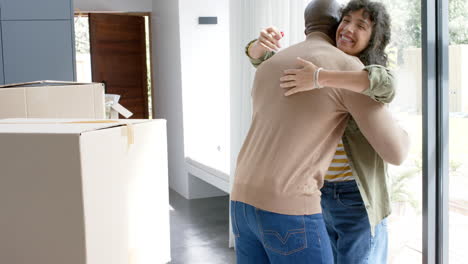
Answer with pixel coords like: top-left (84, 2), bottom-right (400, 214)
top-left (169, 189), bottom-right (236, 264)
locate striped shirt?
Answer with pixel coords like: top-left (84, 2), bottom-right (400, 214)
top-left (325, 140), bottom-right (354, 182)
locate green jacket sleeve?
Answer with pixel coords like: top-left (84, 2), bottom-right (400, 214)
top-left (361, 65), bottom-right (396, 104)
top-left (245, 39), bottom-right (275, 68)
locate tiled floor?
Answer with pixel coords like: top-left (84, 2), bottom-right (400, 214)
top-left (169, 189), bottom-right (236, 264)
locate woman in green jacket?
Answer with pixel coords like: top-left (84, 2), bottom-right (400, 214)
top-left (245, 1), bottom-right (397, 263)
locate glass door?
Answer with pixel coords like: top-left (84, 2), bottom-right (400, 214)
top-left (448, 0), bottom-right (468, 262)
top-left (374, 0), bottom-right (424, 262)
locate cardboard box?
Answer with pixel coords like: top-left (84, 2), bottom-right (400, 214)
top-left (0, 119), bottom-right (170, 264)
top-left (0, 80), bottom-right (105, 119)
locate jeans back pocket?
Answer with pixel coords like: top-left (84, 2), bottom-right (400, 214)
top-left (255, 208), bottom-right (307, 255)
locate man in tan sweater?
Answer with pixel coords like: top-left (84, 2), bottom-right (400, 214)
top-left (230, 0), bottom-right (409, 263)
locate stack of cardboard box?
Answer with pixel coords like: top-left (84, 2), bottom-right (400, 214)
top-left (0, 82), bottom-right (170, 264)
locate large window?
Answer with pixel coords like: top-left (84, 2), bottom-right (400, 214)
top-left (374, 0), bottom-right (424, 262)
top-left (448, 0), bottom-right (468, 263)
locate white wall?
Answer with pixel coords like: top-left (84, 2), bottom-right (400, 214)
top-left (74, 0), bottom-right (152, 12)
top-left (179, 0), bottom-right (230, 174)
top-left (151, 0), bottom-right (189, 198)
top-left (152, 0), bottom-right (229, 199)
top-left (178, 0), bottom-right (230, 198)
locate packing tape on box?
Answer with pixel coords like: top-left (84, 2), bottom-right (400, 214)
top-left (69, 121), bottom-right (135, 145)
top-left (126, 123), bottom-right (135, 145)
top-left (111, 103), bottom-right (133, 119)
top-left (70, 121), bottom-right (135, 146)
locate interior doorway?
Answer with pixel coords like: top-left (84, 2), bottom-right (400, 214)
top-left (74, 12), bottom-right (152, 119)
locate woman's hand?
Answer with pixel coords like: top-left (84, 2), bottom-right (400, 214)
top-left (248, 26), bottom-right (283, 59)
top-left (280, 57), bottom-right (319, 96)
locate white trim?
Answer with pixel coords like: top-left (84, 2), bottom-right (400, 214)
top-left (185, 158), bottom-right (230, 193)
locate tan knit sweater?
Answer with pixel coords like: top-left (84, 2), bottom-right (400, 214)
top-left (231, 32), bottom-right (409, 215)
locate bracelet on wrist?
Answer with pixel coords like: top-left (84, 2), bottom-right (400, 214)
top-left (314, 67), bottom-right (324, 89)
top-left (245, 39), bottom-right (258, 59)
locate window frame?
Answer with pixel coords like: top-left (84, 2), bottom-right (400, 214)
top-left (422, 0), bottom-right (450, 263)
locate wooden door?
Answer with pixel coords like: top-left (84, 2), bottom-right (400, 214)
top-left (89, 14), bottom-right (148, 119)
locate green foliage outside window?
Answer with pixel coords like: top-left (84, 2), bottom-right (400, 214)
top-left (379, 0), bottom-right (468, 68)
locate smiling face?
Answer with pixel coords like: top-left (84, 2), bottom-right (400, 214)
top-left (335, 8), bottom-right (373, 56)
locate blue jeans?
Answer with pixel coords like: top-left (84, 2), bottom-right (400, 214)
top-left (320, 180), bottom-right (388, 264)
top-left (231, 201), bottom-right (333, 264)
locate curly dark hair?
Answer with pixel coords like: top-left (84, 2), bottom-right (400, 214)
top-left (340, 0), bottom-right (391, 66)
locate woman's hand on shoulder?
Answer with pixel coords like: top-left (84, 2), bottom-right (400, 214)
top-left (249, 26), bottom-right (283, 59)
top-left (280, 57), bottom-right (319, 96)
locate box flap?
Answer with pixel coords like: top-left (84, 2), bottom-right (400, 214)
top-left (111, 103), bottom-right (133, 118)
top-left (0, 118), bottom-right (151, 134)
top-left (0, 80), bottom-right (102, 89)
